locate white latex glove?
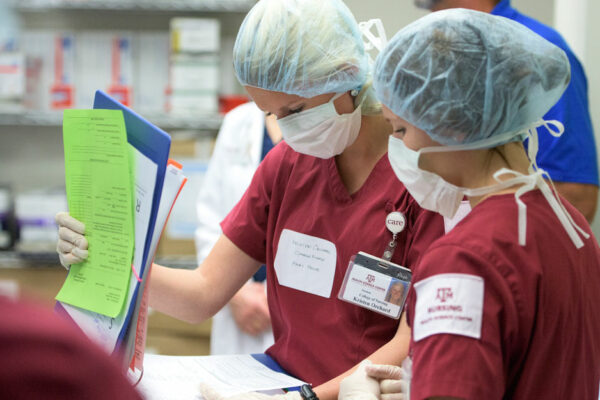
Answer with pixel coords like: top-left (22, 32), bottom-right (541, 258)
top-left (55, 212), bottom-right (88, 270)
top-left (199, 384), bottom-right (302, 400)
top-left (338, 360), bottom-right (380, 400)
top-left (365, 357), bottom-right (412, 400)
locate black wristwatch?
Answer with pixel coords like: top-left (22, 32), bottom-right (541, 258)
top-left (300, 384), bottom-right (319, 400)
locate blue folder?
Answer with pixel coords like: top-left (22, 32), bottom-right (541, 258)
top-left (93, 90), bottom-right (171, 344)
top-left (251, 354), bottom-right (302, 392)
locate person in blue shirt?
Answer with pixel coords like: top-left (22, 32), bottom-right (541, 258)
top-left (414, 0), bottom-right (599, 222)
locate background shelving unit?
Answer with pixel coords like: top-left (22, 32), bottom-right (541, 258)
top-left (1, 0), bottom-right (249, 194)
top-left (7, 0), bottom-right (249, 128)
top-left (0, 0), bottom-right (249, 270)
top-left (0, 110), bottom-right (224, 131)
top-left (0, 0), bottom-right (252, 356)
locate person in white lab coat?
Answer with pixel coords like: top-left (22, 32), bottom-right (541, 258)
top-left (195, 101), bottom-right (280, 355)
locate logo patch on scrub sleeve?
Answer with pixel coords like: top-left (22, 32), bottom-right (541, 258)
top-left (413, 273), bottom-right (484, 342)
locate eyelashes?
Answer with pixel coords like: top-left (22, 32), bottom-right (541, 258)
top-left (265, 106), bottom-right (303, 119)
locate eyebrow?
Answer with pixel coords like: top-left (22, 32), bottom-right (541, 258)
top-left (279, 101), bottom-right (306, 114)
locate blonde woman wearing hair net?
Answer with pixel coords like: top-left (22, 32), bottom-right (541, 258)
top-left (55, 0), bottom-right (444, 398)
top-left (415, 0), bottom-right (599, 224)
top-left (337, 9), bottom-right (600, 400)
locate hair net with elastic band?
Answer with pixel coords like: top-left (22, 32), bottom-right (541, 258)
top-left (234, 0), bottom-right (380, 114)
top-left (373, 9), bottom-right (571, 146)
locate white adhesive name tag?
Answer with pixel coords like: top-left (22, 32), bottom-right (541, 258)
top-left (338, 252), bottom-right (412, 319)
top-left (274, 229), bottom-right (337, 298)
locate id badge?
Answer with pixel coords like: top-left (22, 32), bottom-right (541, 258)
top-left (338, 251), bottom-right (412, 319)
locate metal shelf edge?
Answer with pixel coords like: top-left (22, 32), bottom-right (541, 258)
top-left (0, 112), bottom-right (223, 131)
top-left (13, 0), bottom-right (254, 13)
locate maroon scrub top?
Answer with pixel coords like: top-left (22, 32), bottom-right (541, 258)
top-left (407, 191), bottom-right (600, 400)
top-left (222, 142), bottom-right (444, 385)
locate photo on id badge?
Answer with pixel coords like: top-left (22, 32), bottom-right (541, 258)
top-left (385, 279), bottom-right (407, 306)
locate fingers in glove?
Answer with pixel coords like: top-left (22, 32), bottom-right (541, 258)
top-left (72, 246), bottom-right (88, 259)
top-left (58, 226), bottom-right (88, 250)
top-left (366, 364), bottom-right (403, 380)
top-left (380, 379), bottom-right (404, 394)
top-left (58, 253), bottom-right (70, 269)
top-left (381, 394), bottom-right (406, 400)
top-left (338, 359), bottom-right (380, 399)
top-left (59, 253), bottom-right (83, 269)
top-left (57, 239), bottom-right (88, 257)
top-left (57, 239), bottom-right (76, 254)
top-left (56, 212), bottom-right (86, 234)
top-left (199, 383), bottom-right (226, 400)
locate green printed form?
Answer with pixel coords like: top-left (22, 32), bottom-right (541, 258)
top-left (56, 109), bottom-right (134, 318)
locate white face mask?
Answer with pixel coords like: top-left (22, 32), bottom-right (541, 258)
top-left (387, 136), bottom-right (465, 219)
top-left (387, 119), bottom-right (590, 249)
top-left (277, 92), bottom-right (363, 159)
top-left (387, 125), bottom-right (540, 219)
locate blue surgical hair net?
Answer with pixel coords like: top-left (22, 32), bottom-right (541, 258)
top-left (234, 0), bottom-right (380, 114)
top-left (373, 9), bottom-right (571, 145)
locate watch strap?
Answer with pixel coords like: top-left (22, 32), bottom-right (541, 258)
top-left (300, 384), bottom-right (319, 400)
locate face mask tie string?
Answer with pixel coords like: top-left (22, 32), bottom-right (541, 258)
top-left (523, 119), bottom-right (564, 173)
top-left (389, 117), bottom-right (588, 249)
top-left (359, 19), bottom-right (387, 54)
top-left (492, 168), bottom-right (589, 248)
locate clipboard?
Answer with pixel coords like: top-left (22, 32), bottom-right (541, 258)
top-left (55, 91), bottom-right (171, 354)
top-left (92, 90), bottom-right (171, 344)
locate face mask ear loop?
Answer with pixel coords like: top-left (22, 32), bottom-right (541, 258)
top-left (420, 128), bottom-right (528, 156)
top-left (419, 119), bottom-right (565, 160)
top-left (331, 92), bottom-right (346, 102)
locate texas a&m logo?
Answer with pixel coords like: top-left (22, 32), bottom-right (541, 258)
top-left (435, 287), bottom-right (453, 303)
top-left (366, 274), bottom-right (376, 284)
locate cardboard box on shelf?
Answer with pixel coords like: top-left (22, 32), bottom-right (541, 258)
top-left (170, 54), bottom-right (219, 92)
top-left (155, 236), bottom-right (196, 257)
top-left (170, 18), bottom-right (220, 54)
top-left (0, 51), bottom-right (25, 110)
top-left (0, 265), bottom-right (65, 309)
top-left (170, 91), bottom-right (218, 115)
top-left (146, 309), bottom-right (211, 356)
